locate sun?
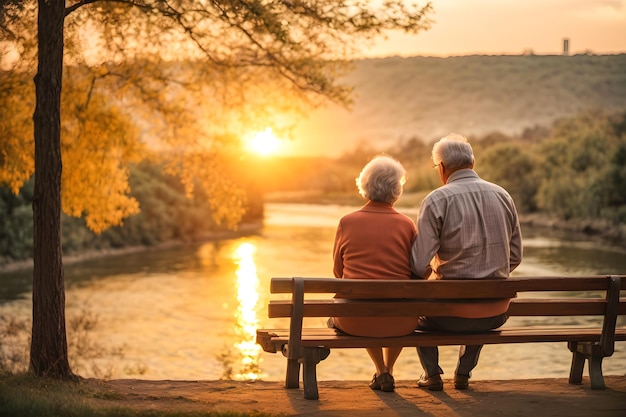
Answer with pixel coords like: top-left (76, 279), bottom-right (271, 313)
top-left (246, 128), bottom-right (281, 156)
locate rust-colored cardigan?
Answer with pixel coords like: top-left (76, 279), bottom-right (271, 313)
top-left (332, 200), bottom-right (418, 337)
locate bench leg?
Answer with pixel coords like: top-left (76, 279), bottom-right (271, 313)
top-left (568, 342), bottom-right (585, 385)
top-left (285, 359), bottom-right (300, 389)
top-left (588, 353), bottom-right (606, 390)
top-left (568, 342), bottom-right (606, 390)
top-left (301, 347), bottom-right (331, 400)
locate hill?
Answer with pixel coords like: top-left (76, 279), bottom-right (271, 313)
top-left (290, 54), bottom-right (626, 156)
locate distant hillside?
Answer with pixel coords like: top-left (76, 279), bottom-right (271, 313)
top-left (292, 54), bottom-right (626, 156)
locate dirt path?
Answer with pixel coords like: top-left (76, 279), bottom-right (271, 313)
top-left (87, 376), bottom-right (626, 416)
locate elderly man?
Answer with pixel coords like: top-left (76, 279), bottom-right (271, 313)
top-left (411, 133), bottom-right (523, 391)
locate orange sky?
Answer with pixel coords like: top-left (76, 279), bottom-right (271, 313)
top-left (363, 0), bottom-right (626, 57)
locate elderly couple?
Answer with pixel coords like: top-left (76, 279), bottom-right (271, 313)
top-left (329, 133), bottom-right (523, 393)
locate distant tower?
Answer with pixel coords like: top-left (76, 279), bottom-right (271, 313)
top-left (563, 38), bottom-right (569, 56)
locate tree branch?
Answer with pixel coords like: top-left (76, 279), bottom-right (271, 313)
top-left (65, 0), bottom-right (99, 16)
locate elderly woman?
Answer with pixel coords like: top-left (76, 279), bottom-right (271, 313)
top-left (329, 154), bottom-right (417, 392)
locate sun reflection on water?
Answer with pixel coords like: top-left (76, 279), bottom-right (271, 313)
top-left (232, 242), bottom-right (262, 380)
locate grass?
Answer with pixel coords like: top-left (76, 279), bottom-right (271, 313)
top-left (0, 373), bottom-right (280, 417)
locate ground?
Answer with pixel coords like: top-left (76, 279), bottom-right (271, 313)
top-left (86, 376), bottom-right (626, 417)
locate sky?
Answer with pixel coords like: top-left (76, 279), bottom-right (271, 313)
top-left (363, 0), bottom-right (626, 57)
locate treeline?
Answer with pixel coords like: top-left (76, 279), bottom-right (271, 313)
top-left (0, 161), bottom-right (264, 265)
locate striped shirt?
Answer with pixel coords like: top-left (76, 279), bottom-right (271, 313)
top-left (411, 169), bottom-right (522, 281)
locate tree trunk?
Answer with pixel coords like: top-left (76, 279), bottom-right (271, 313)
top-left (30, 0), bottom-right (74, 379)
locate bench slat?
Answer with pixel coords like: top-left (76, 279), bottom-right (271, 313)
top-left (271, 277), bottom-right (517, 298)
top-left (267, 298), bottom-right (626, 318)
top-left (507, 298), bottom-right (626, 316)
top-left (270, 276), bottom-right (625, 298)
top-left (257, 327), bottom-right (626, 351)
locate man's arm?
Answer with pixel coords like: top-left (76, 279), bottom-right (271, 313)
top-left (410, 202), bottom-right (440, 279)
top-left (509, 214), bottom-right (523, 272)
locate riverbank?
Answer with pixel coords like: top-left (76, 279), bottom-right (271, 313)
top-left (0, 221), bottom-right (263, 273)
top-left (83, 376), bottom-right (626, 416)
top-left (518, 212), bottom-right (626, 245)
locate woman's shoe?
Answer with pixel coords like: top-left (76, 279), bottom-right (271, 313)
top-left (379, 373), bottom-right (395, 392)
top-left (370, 372), bottom-right (395, 392)
top-left (369, 373), bottom-right (381, 390)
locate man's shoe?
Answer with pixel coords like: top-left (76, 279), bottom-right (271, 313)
top-left (417, 374), bottom-right (444, 391)
top-left (454, 374), bottom-right (470, 390)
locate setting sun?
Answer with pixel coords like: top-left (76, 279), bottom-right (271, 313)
top-left (245, 128), bottom-right (281, 156)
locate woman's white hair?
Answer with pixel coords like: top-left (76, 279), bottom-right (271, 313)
top-left (356, 155), bottom-right (406, 203)
top-left (432, 133), bottom-right (474, 171)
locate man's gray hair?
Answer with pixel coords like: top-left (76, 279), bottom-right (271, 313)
top-left (432, 133), bottom-right (474, 171)
top-left (356, 155), bottom-right (406, 203)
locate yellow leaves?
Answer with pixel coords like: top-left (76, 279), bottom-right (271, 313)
top-left (164, 150), bottom-right (247, 230)
top-left (1, 68), bottom-right (147, 233)
top-left (60, 73), bottom-right (144, 233)
top-left (200, 167), bottom-right (247, 229)
top-left (0, 73), bottom-right (35, 194)
top-left (62, 154), bottom-right (140, 234)
top-left (0, 122), bottom-right (34, 195)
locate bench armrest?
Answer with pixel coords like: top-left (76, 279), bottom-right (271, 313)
top-left (286, 277), bottom-right (305, 360)
top-left (600, 275), bottom-right (621, 356)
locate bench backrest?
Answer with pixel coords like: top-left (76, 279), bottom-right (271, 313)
top-left (267, 275), bottom-right (625, 358)
top-left (269, 275), bottom-right (625, 317)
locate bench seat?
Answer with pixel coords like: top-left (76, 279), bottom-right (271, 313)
top-left (257, 326), bottom-right (626, 351)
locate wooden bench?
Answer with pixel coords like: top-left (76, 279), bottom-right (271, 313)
top-left (256, 275), bottom-right (626, 399)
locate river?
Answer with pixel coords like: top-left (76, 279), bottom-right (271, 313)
top-left (0, 203), bottom-right (625, 382)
